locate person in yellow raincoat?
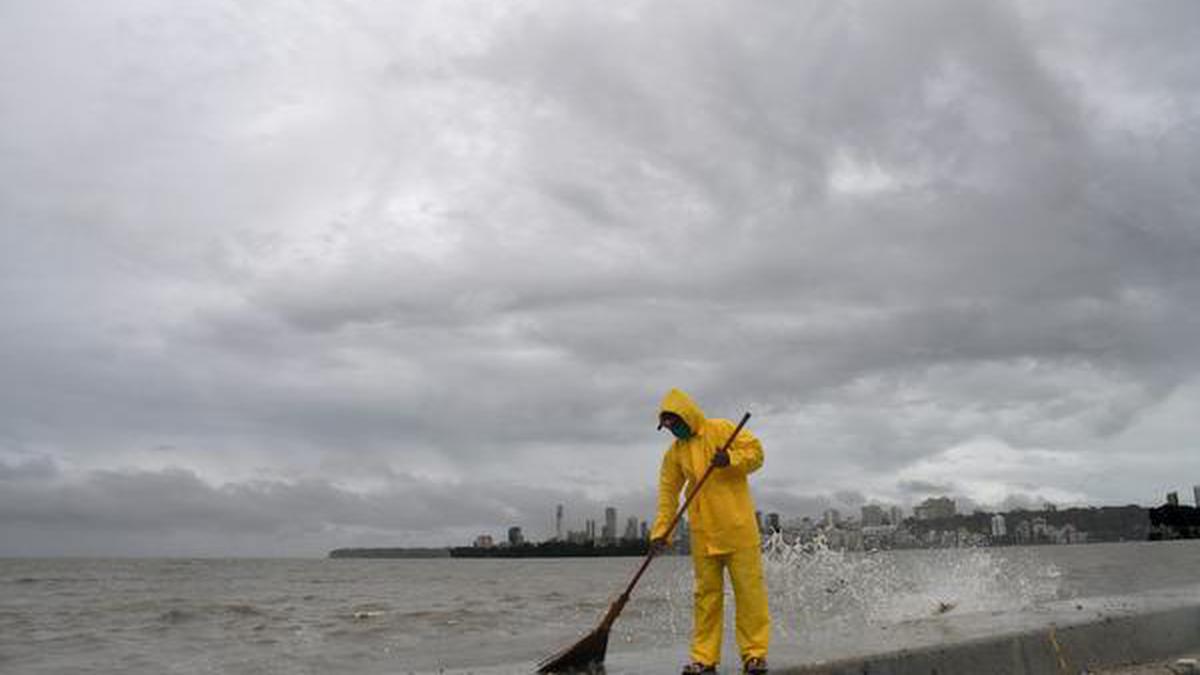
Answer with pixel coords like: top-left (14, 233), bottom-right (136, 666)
top-left (650, 388), bottom-right (770, 675)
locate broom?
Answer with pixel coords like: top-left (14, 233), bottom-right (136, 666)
top-left (536, 412), bottom-right (752, 673)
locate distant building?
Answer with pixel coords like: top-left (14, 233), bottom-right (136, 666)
top-left (604, 507), bottom-right (618, 544)
top-left (623, 516), bottom-right (639, 542)
top-left (677, 517), bottom-right (691, 554)
top-left (1014, 519), bottom-right (1032, 544)
top-left (1194, 485), bottom-right (1200, 508)
top-left (889, 506), bottom-right (905, 526)
top-left (828, 527), bottom-right (863, 550)
top-left (586, 519), bottom-right (596, 543)
top-left (473, 534), bottom-right (494, 548)
top-left (914, 497), bottom-right (956, 520)
top-left (1044, 502), bottom-right (1057, 512)
top-left (556, 504), bottom-right (563, 541)
top-left (1168, 491), bottom-right (1180, 507)
top-left (822, 509), bottom-right (840, 528)
top-left (640, 520), bottom-right (649, 541)
top-left (861, 505), bottom-right (885, 527)
top-left (1056, 523), bottom-right (1084, 544)
top-left (508, 526), bottom-right (524, 546)
top-left (991, 513), bottom-right (1007, 538)
top-left (766, 512), bottom-right (781, 533)
top-left (861, 524), bottom-right (895, 543)
top-left (1032, 516), bottom-right (1049, 540)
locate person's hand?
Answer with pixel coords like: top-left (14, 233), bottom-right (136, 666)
top-left (711, 450), bottom-right (730, 468)
top-left (649, 537), bottom-right (669, 554)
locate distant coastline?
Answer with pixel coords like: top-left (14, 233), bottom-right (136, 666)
top-left (450, 540), bottom-right (650, 558)
top-left (328, 547), bottom-right (449, 559)
top-left (328, 540), bottom-right (653, 559)
top-left (328, 502), bottom-right (1200, 560)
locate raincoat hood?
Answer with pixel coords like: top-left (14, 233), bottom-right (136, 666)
top-left (659, 388), bottom-right (707, 436)
top-left (651, 388), bottom-right (765, 556)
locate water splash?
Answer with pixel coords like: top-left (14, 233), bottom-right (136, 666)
top-left (611, 536), bottom-right (1062, 652)
top-left (761, 532), bottom-right (1063, 640)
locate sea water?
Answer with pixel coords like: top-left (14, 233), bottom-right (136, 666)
top-left (4, 540), bottom-right (1200, 674)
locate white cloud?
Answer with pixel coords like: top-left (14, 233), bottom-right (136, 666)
top-left (895, 436), bottom-right (1088, 506)
top-left (828, 151), bottom-right (902, 196)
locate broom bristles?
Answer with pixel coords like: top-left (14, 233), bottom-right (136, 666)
top-left (536, 625), bottom-right (610, 673)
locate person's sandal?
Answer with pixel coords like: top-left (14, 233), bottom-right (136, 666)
top-left (681, 663), bottom-right (717, 674)
top-left (743, 656), bottom-right (769, 674)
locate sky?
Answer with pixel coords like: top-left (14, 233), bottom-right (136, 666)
top-left (2, 0), bottom-right (1199, 556)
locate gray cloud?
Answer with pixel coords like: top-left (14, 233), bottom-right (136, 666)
top-left (897, 480), bottom-right (957, 496)
top-left (3, 0), bottom-right (1200, 554)
top-left (0, 466), bottom-right (658, 556)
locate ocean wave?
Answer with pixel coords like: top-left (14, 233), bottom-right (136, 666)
top-left (159, 608), bottom-right (196, 624)
top-left (154, 602), bottom-right (270, 626)
top-left (224, 603), bottom-right (266, 617)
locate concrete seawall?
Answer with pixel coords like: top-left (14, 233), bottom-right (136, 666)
top-left (774, 585), bottom-right (1200, 675)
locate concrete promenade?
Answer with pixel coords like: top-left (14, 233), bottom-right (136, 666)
top-left (517, 584), bottom-right (1200, 674)
top-left (1093, 657), bottom-right (1200, 674)
top-left (766, 584), bottom-right (1200, 675)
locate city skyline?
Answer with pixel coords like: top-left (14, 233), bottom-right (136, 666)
top-left (463, 486), bottom-right (1200, 550)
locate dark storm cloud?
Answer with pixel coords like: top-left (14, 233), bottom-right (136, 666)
top-left (897, 480), bottom-right (957, 496)
top-left (3, 0), bottom-right (1200, 553)
top-left (0, 466), bottom-right (656, 556)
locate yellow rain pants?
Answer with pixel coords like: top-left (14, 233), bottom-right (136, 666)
top-left (650, 388), bottom-right (771, 666)
top-left (691, 544), bottom-right (770, 664)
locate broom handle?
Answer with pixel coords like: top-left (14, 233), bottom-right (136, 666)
top-left (599, 412), bottom-right (751, 629)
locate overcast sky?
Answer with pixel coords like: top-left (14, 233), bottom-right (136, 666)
top-left (2, 1), bottom-right (1199, 556)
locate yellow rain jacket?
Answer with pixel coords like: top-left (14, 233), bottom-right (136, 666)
top-left (650, 388), bottom-right (764, 556)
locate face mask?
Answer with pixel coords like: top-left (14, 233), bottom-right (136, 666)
top-left (668, 418), bottom-right (693, 440)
